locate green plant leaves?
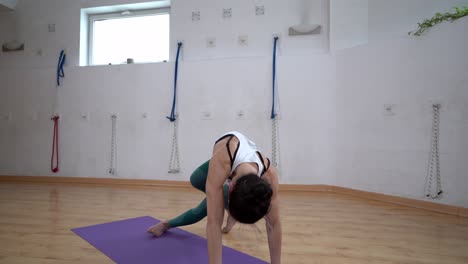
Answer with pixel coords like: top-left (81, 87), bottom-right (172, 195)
top-left (409, 6), bottom-right (468, 36)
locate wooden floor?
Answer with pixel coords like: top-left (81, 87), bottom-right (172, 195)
top-left (0, 182), bottom-right (467, 264)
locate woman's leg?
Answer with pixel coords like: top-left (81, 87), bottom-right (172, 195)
top-left (148, 160), bottom-right (229, 236)
top-left (167, 160), bottom-right (210, 228)
top-left (189, 160), bottom-right (210, 192)
top-left (167, 198), bottom-right (208, 227)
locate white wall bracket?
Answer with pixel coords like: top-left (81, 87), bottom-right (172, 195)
top-left (289, 24), bottom-right (321, 36)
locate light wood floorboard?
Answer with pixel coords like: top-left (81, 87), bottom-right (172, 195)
top-left (0, 183), bottom-right (467, 264)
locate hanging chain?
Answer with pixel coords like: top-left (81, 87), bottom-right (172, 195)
top-left (168, 118), bottom-right (181, 173)
top-left (426, 104), bottom-right (442, 199)
top-left (272, 79), bottom-right (281, 169)
top-left (272, 117), bottom-right (279, 168)
top-left (109, 114), bottom-right (117, 175)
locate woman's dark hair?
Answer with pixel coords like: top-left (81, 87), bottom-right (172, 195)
top-left (229, 173), bottom-right (273, 224)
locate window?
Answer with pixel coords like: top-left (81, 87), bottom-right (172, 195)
top-left (88, 8), bottom-right (169, 65)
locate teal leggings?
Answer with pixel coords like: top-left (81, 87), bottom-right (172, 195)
top-left (168, 160), bottom-right (229, 228)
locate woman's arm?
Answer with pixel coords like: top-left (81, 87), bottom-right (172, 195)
top-left (206, 143), bottom-right (231, 264)
top-left (265, 197), bottom-right (282, 264)
top-left (264, 167), bottom-right (282, 264)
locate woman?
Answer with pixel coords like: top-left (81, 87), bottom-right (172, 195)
top-left (148, 131), bottom-right (282, 264)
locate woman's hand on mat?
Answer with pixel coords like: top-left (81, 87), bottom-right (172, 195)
top-left (147, 221), bottom-right (170, 237)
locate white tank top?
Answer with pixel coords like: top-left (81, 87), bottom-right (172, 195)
top-left (216, 131), bottom-right (268, 177)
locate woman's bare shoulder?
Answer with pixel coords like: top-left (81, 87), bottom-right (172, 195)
top-left (212, 135), bottom-right (239, 160)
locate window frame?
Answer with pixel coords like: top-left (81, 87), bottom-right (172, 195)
top-left (87, 7), bottom-right (170, 65)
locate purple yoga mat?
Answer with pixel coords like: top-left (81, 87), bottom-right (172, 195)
top-left (72, 216), bottom-right (267, 264)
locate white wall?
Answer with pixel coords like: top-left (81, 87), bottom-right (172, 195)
top-left (330, 0), bottom-right (368, 51)
top-left (0, 59), bottom-right (336, 184)
top-left (0, 0), bottom-right (329, 68)
top-left (0, 10), bottom-right (15, 46)
top-left (334, 0), bottom-right (468, 207)
top-left (170, 0), bottom-right (329, 60)
top-left (1, 0), bottom-right (467, 208)
top-left (0, 0), bottom-right (335, 185)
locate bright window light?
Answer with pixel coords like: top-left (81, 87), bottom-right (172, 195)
top-left (90, 11), bottom-right (169, 65)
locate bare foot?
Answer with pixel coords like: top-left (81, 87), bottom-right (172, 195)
top-left (222, 221), bottom-right (236, 233)
top-left (147, 220), bottom-right (170, 237)
top-left (222, 213), bottom-right (236, 234)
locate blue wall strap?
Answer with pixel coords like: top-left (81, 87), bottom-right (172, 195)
top-left (167, 42), bottom-right (183, 122)
top-left (271, 37), bottom-right (278, 119)
top-left (56, 50), bottom-right (66, 86)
